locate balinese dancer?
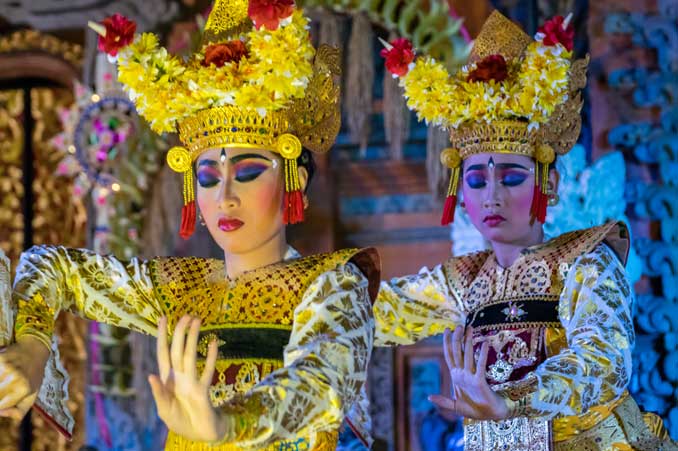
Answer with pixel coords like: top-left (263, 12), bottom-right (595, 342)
top-left (376, 10), bottom-right (676, 451)
top-left (0, 1), bottom-right (379, 449)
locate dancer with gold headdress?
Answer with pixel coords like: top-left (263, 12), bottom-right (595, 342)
top-left (376, 11), bottom-right (676, 450)
top-left (0, 1), bottom-right (379, 449)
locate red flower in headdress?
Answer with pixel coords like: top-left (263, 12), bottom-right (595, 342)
top-left (467, 54), bottom-right (508, 83)
top-left (380, 38), bottom-right (416, 77)
top-left (248, 0), bottom-right (295, 31)
top-left (97, 14), bottom-right (136, 56)
top-left (538, 15), bottom-right (574, 51)
top-left (202, 40), bottom-right (249, 67)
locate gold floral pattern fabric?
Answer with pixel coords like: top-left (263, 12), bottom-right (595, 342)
top-left (12, 246), bottom-right (161, 436)
top-left (14, 246), bottom-right (161, 343)
top-left (12, 245), bottom-right (376, 450)
top-left (375, 222), bottom-right (676, 450)
top-left (374, 264), bottom-right (463, 346)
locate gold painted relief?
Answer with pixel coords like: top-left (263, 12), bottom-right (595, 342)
top-left (0, 28), bottom-right (87, 451)
top-left (0, 30), bottom-right (83, 70)
top-left (0, 87), bottom-right (87, 450)
top-left (0, 90), bottom-right (25, 265)
top-left (29, 88), bottom-right (87, 249)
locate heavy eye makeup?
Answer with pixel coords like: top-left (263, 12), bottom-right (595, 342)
top-left (197, 163), bottom-right (221, 188)
top-left (499, 170), bottom-right (529, 186)
top-left (465, 171), bottom-right (487, 189)
top-left (234, 162), bottom-right (269, 182)
top-left (464, 163), bottom-right (532, 189)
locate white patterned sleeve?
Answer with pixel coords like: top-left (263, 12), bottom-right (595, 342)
top-left (506, 244), bottom-right (634, 419)
top-left (216, 262), bottom-right (374, 448)
top-left (374, 264), bottom-right (464, 346)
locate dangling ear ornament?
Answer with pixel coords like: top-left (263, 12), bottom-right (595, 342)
top-left (440, 148), bottom-right (462, 225)
top-left (277, 134), bottom-right (305, 224)
top-left (167, 146), bottom-right (196, 239)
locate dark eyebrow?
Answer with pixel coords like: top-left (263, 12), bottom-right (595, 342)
top-left (496, 163), bottom-right (530, 170)
top-left (229, 153), bottom-right (272, 164)
top-left (465, 164), bottom-right (485, 172)
top-left (465, 163), bottom-right (530, 172)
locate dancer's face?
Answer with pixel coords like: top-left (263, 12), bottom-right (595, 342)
top-left (460, 152), bottom-right (556, 246)
top-left (195, 147), bottom-right (306, 255)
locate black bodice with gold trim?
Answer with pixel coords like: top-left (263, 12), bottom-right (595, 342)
top-left (445, 221), bottom-right (629, 387)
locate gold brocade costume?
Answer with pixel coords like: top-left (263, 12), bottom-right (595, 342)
top-left (375, 221), bottom-right (677, 450)
top-left (10, 245), bottom-right (379, 450)
top-left (1, 1), bottom-right (377, 449)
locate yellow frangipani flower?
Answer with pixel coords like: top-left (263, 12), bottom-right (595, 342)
top-left (112, 9), bottom-right (315, 133)
top-left (399, 36), bottom-right (572, 127)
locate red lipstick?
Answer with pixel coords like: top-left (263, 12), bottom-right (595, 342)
top-left (218, 217), bottom-right (244, 232)
top-left (483, 214), bottom-right (506, 227)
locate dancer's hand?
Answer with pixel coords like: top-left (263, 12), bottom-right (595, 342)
top-left (428, 327), bottom-right (509, 421)
top-left (0, 336), bottom-right (49, 419)
top-left (149, 316), bottom-right (224, 442)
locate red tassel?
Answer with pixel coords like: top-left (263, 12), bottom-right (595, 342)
top-left (529, 185), bottom-right (548, 224)
top-left (283, 190), bottom-right (304, 225)
top-left (530, 184), bottom-right (540, 221)
top-left (441, 194), bottom-right (457, 225)
top-left (179, 201), bottom-right (196, 239)
top-left (537, 190), bottom-right (548, 223)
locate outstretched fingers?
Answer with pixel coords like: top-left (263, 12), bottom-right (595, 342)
top-left (463, 326), bottom-right (475, 373)
top-left (170, 315), bottom-right (192, 375)
top-left (451, 326), bottom-right (463, 369)
top-left (148, 374), bottom-right (171, 419)
top-left (200, 340), bottom-right (218, 387)
top-left (475, 341), bottom-right (490, 380)
top-left (157, 316), bottom-right (171, 383)
top-left (443, 328), bottom-right (454, 373)
top-left (0, 373), bottom-right (29, 410)
top-left (183, 318), bottom-right (201, 380)
top-left (444, 327), bottom-right (465, 371)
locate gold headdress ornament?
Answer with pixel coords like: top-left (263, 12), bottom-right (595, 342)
top-left (90, 0), bottom-right (341, 238)
top-left (381, 10), bottom-right (588, 225)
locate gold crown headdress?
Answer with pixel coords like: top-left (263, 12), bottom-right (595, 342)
top-left (381, 11), bottom-right (588, 225)
top-left (90, 0), bottom-right (341, 238)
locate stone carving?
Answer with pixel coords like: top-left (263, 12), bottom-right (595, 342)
top-left (605, 5), bottom-right (678, 438)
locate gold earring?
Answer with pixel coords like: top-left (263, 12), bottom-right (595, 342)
top-left (303, 195), bottom-right (309, 210)
top-left (547, 190), bottom-right (559, 207)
